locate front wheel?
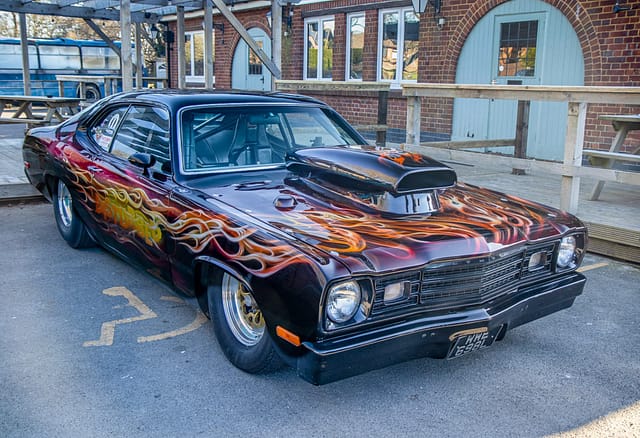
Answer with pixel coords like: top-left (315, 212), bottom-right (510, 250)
top-left (207, 272), bottom-right (283, 374)
top-left (53, 179), bottom-right (94, 249)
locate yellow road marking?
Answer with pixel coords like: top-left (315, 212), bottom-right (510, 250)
top-left (138, 311), bottom-right (208, 343)
top-left (83, 286), bottom-right (158, 347)
top-left (577, 262), bottom-right (609, 273)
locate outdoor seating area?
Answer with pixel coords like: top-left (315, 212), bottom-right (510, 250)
top-left (0, 95), bottom-right (82, 126)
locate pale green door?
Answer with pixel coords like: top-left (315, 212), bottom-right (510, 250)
top-left (452, 0), bottom-right (584, 160)
top-left (232, 28), bottom-right (272, 91)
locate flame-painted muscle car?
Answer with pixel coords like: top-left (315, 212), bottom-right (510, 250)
top-left (23, 90), bottom-right (587, 384)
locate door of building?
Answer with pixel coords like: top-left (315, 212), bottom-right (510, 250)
top-left (231, 28), bottom-right (272, 91)
top-left (452, 0), bottom-right (584, 161)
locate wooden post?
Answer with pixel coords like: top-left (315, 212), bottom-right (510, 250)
top-left (512, 100), bottom-right (530, 175)
top-left (176, 6), bottom-right (186, 89)
top-left (135, 22), bottom-right (143, 90)
top-left (377, 90), bottom-right (388, 147)
top-left (405, 96), bottom-right (421, 146)
top-left (204, 0), bottom-right (214, 90)
top-left (120, 0), bottom-right (133, 92)
top-left (271, 0), bottom-right (283, 90)
top-left (19, 13), bottom-right (31, 96)
top-left (560, 102), bottom-right (587, 213)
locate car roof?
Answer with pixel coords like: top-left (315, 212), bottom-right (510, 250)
top-left (107, 89), bottom-right (327, 110)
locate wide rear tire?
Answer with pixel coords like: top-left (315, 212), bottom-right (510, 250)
top-left (53, 179), bottom-right (94, 249)
top-left (207, 272), bottom-right (283, 374)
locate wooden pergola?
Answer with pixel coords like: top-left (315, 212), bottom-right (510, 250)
top-left (0, 0), bottom-right (284, 94)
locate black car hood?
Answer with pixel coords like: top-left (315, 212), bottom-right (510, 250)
top-left (190, 148), bottom-right (583, 274)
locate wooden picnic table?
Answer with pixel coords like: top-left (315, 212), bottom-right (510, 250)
top-left (0, 95), bottom-right (83, 126)
top-left (585, 114), bottom-right (640, 200)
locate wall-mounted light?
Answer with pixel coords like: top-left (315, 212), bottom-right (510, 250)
top-left (412, 0), bottom-right (441, 14)
top-left (613, 1), bottom-right (631, 13)
top-left (150, 24), bottom-right (159, 39)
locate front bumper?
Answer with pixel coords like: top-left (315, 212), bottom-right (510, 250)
top-left (296, 272), bottom-right (586, 385)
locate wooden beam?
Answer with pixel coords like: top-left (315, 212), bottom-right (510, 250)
top-left (203, 0), bottom-right (214, 90)
top-left (176, 6), bottom-right (186, 89)
top-left (271, 0), bottom-right (282, 90)
top-left (120, 0), bottom-right (133, 92)
top-left (276, 80), bottom-right (391, 92)
top-left (210, 0), bottom-right (281, 79)
top-left (400, 144), bottom-right (640, 186)
top-left (560, 102), bottom-right (587, 213)
top-left (84, 19), bottom-right (122, 58)
top-left (135, 22), bottom-right (143, 90)
top-left (402, 84), bottom-right (640, 105)
top-left (19, 13), bottom-right (30, 96)
top-left (0, 0), bottom-right (159, 23)
top-left (421, 139), bottom-right (515, 149)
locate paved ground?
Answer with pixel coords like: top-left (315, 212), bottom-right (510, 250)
top-left (1, 202), bottom-right (638, 437)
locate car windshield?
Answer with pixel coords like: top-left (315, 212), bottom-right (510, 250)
top-left (180, 105), bottom-right (362, 172)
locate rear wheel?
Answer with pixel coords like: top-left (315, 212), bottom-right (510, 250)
top-left (53, 179), bottom-right (94, 249)
top-left (207, 272), bottom-right (283, 374)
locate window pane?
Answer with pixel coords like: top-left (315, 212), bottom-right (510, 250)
top-left (82, 46), bottom-right (118, 70)
top-left (185, 34), bottom-right (193, 76)
top-left (91, 106), bottom-right (129, 151)
top-left (498, 20), bottom-right (538, 77)
top-left (39, 45), bottom-right (81, 69)
top-left (0, 43), bottom-right (37, 69)
top-left (381, 12), bottom-right (398, 80)
top-left (111, 106), bottom-right (171, 173)
top-left (349, 15), bottom-right (365, 80)
top-left (322, 19), bottom-right (334, 79)
top-left (402, 12), bottom-right (419, 81)
top-left (307, 22), bottom-right (319, 79)
top-left (248, 41), bottom-right (263, 75)
top-left (193, 33), bottom-right (204, 76)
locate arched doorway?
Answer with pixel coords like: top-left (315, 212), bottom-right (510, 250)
top-left (231, 28), bottom-right (272, 91)
top-left (452, 0), bottom-right (584, 160)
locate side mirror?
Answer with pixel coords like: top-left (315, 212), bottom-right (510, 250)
top-left (128, 152), bottom-right (156, 170)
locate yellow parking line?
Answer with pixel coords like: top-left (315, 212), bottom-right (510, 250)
top-left (577, 262), bottom-right (609, 273)
top-left (138, 312), bottom-right (208, 343)
top-left (83, 287), bottom-right (158, 347)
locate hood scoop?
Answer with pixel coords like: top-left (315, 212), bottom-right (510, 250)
top-left (286, 147), bottom-right (457, 215)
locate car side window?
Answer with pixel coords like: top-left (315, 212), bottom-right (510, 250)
top-left (90, 106), bottom-right (129, 151)
top-left (110, 105), bottom-right (171, 174)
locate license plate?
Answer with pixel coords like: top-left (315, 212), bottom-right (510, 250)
top-left (447, 327), bottom-right (498, 359)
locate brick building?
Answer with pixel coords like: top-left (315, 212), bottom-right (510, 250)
top-left (166, 0), bottom-right (640, 159)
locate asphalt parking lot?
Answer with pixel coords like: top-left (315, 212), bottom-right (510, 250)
top-left (1, 201), bottom-right (639, 437)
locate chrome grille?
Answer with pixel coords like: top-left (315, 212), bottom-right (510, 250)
top-left (372, 243), bottom-right (556, 316)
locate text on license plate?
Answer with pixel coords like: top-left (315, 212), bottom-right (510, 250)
top-left (447, 328), bottom-right (498, 359)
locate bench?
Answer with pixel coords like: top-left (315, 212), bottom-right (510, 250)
top-left (0, 117), bottom-right (48, 126)
top-left (587, 114), bottom-right (640, 200)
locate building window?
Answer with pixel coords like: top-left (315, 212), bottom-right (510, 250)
top-left (498, 20), bottom-right (538, 77)
top-left (378, 8), bottom-right (420, 85)
top-left (347, 13), bottom-right (365, 81)
top-left (248, 41), bottom-right (263, 76)
top-left (185, 31), bottom-right (216, 83)
top-left (304, 16), bottom-right (335, 80)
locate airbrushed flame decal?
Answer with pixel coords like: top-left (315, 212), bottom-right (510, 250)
top-left (56, 144), bottom-right (566, 277)
top-left (263, 185), bottom-right (550, 259)
top-left (59, 147), bottom-right (310, 277)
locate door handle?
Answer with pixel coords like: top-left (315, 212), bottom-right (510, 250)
top-left (88, 166), bottom-right (103, 173)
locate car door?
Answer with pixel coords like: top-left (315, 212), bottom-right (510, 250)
top-left (81, 103), bottom-right (175, 280)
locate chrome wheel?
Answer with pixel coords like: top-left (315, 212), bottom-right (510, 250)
top-left (56, 179), bottom-right (73, 229)
top-left (221, 274), bottom-right (265, 346)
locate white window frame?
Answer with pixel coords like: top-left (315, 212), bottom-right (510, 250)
top-left (303, 15), bottom-right (335, 80)
top-left (346, 12), bottom-right (365, 81)
top-left (377, 7), bottom-right (420, 88)
top-left (185, 30), bottom-right (216, 84)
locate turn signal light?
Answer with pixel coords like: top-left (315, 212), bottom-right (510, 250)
top-left (276, 325), bottom-right (301, 346)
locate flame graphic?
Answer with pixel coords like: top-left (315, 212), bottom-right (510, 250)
top-left (60, 147), bottom-right (309, 277)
